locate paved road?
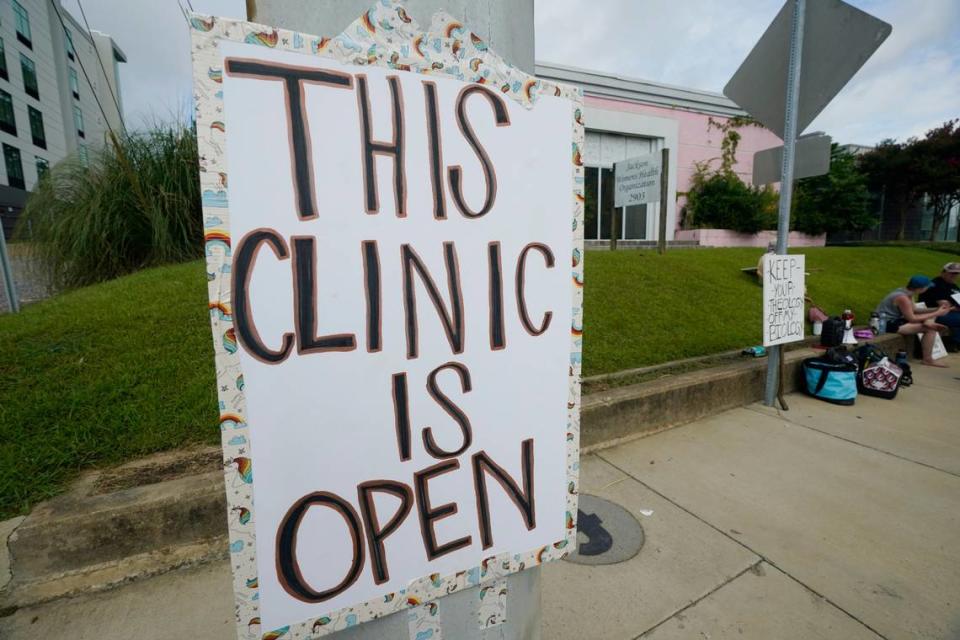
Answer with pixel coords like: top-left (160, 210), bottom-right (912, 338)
top-left (2, 356), bottom-right (958, 639)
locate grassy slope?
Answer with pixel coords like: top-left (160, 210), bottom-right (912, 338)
top-left (583, 246), bottom-right (955, 375)
top-left (0, 261), bottom-right (218, 517)
top-left (0, 246), bottom-right (955, 517)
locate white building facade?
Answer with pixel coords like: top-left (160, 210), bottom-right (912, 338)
top-left (0, 0), bottom-right (124, 200)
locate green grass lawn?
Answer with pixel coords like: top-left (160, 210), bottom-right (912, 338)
top-left (0, 262), bottom-right (218, 518)
top-left (0, 246), bottom-right (955, 518)
top-left (582, 246), bottom-right (956, 375)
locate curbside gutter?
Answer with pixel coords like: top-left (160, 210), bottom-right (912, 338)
top-left (0, 333), bottom-right (912, 610)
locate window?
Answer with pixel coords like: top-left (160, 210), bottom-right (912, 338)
top-left (64, 28), bottom-right (75, 61)
top-left (28, 106), bottom-right (44, 148)
top-left (35, 156), bottom-right (48, 180)
top-left (68, 67), bottom-right (79, 99)
top-left (583, 165), bottom-right (649, 241)
top-left (77, 143), bottom-right (88, 167)
top-left (73, 105), bottom-right (84, 138)
top-left (0, 90), bottom-right (15, 135)
top-left (12, 1), bottom-right (31, 49)
top-left (3, 143), bottom-right (24, 189)
top-left (0, 38), bottom-right (7, 81)
top-left (20, 54), bottom-right (37, 99)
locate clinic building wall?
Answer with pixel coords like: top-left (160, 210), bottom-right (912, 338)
top-left (581, 94), bottom-right (782, 241)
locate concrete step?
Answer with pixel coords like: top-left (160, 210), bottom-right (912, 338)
top-left (0, 332), bottom-right (914, 610)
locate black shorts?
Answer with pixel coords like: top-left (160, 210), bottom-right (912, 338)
top-left (886, 318), bottom-right (907, 333)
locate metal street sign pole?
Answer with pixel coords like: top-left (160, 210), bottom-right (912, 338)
top-left (764, 0), bottom-right (805, 407)
top-left (0, 224), bottom-right (19, 313)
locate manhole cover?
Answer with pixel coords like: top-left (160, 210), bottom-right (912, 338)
top-left (564, 494), bottom-right (644, 565)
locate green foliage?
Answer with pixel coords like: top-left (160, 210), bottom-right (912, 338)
top-left (0, 261), bottom-right (217, 518)
top-left (686, 164), bottom-right (778, 233)
top-left (914, 119), bottom-right (960, 241)
top-left (858, 137), bottom-right (924, 241)
top-left (792, 144), bottom-right (873, 235)
top-left (685, 117), bottom-right (777, 233)
top-left (16, 125), bottom-right (203, 288)
top-left (706, 115), bottom-right (763, 173)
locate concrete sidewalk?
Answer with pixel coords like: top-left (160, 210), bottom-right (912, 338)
top-left (2, 356), bottom-right (958, 639)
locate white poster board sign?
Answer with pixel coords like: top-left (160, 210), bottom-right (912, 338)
top-left (762, 253), bottom-right (805, 347)
top-left (614, 154), bottom-right (661, 207)
top-left (191, 7), bottom-right (583, 638)
top-left (919, 333), bottom-right (949, 360)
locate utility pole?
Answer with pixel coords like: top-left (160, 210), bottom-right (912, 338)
top-left (763, 0), bottom-right (805, 407)
top-left (245, 2), bottom-right (541, 638)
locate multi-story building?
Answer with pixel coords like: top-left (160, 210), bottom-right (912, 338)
top-left (0, 0), bottom-right (125, 236)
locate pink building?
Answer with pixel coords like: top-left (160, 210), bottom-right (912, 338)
top-left (537, 63), bottom-right (789, 247)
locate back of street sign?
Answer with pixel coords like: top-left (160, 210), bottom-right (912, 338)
top-left (724, 0), bottom-right (891, 140)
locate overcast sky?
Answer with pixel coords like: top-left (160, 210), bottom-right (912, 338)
top-left (63, 0), bottom-right (959, 145)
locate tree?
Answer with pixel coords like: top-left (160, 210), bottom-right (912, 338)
top-left (792, 144), bottom-right (873, 235)
top-left (686, 163), bottom-right (778, 233)
top-left (914, 120), bottom-right (960, 241)
top-left (858, 139), bottom-right (925, 240)
top-left (683, 117), bottom-right (778, 234)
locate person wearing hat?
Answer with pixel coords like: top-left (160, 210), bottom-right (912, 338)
top-left (875, 275), bottom-right (951, 367)
top-left (919, 262), bottom-right (960, 351)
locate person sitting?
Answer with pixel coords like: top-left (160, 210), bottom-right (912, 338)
top-left (755, 242), bottom-right (776, 281)
top-left (919, 262), bottom-right (960, 352)
top-left (875, 275), bottom-right (951, 367)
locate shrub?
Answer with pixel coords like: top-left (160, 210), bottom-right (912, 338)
top-left (16, 125), bottom-right (203, 288)
top-left (686, 165), bottom-right (778, 233)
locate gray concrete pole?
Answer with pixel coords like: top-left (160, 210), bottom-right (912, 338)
top-left (247, 0), bottom-right (535, 74)
top-left (764, 0), bottom-right (805, 407)
top-left (245, 1), bottom-right (541, 638)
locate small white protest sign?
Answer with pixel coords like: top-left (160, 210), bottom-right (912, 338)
top-left (762, 253), bottom-right (805, 346)
top-left (614, 154), bottom-right (661, 207)
top-left (190, 8), bottom-right (583, 638)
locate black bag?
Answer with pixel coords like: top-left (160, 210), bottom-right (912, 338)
top-left (820, 316), bottom-right (845, 348)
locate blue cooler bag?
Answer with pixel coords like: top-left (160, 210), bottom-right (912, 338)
top-left (802, 357), bottom-right (857, 405)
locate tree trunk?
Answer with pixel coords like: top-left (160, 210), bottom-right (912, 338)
top-left (897, 201), bottom-right (907, 241)
top-left (930, 210), bottom-right (944, 241)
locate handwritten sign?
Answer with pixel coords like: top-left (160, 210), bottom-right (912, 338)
top-left (614, 154), bottom-right (661, 207)
top-left (762, 253), bottom-right (805, 346)
top-left (191, 12), bottom-right (582, 637)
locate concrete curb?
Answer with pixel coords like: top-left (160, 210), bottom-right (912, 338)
top-left (0, 334), bottom-right (911, 610)
top-left (582, 332), bottom-right (908, 451)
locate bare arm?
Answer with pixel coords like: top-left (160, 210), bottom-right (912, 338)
top-left (895, 295), bottom-right (948, 322)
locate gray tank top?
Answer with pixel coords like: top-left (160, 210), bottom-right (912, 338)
top-left (876, 288), bottom-right (910, 322)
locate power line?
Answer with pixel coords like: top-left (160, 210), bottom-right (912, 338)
top-left (74, 0), bottom-right (125, 129)
top-left (184, 0), bottom-right (196, 12)
top-left (174, 0), bottom-right (191, 24)
top-left (48, 0), bottom-right (118, 142)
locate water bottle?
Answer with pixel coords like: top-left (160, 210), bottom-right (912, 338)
top-left (869, 312), bottom-right (880, 335)
top-left (878, 316), bottom-right (887, 334)
top-left (895, 350), bottom-right (908, 368)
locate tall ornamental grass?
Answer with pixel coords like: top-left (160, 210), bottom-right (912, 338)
top-left (17, 126), bottom-right (203, 288)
